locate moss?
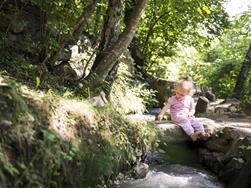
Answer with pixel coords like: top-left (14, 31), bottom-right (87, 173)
top-left (0, 79), bottom-right (31, 124)
top-left (0, 77), bottom-right (157, 188)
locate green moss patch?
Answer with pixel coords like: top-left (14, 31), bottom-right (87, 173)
top-left (0, 76), bottom-right (157, 187)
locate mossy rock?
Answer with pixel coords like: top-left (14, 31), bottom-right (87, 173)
top-left (0, 84), bottom-right (17, 120)
top-left (148, 78), bottom-right (175, 107)
top-left (0, 83), bottom-right (28, 123)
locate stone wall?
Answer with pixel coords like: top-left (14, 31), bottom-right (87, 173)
top-left (198, 126), bottom-right (251, 188)
top-left (156, 117), bottom-right (251, 188)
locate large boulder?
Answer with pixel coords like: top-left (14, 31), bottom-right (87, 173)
top-left (195, 96), bottom-right (209, 114)
top-left (243, 102), bottom-right (251, 116)
top-left (148, 78), bottom-right (175, 107)
top-left (205, 91), bottom-right (216, 102)
top-left (1, 1), bottom-right (47, 62)
top-left (156, 118), bottom-right (220, 142)
top-left (199, 126), bottom-right (251, 188)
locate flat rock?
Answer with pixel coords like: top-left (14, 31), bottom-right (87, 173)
top-left (156, 118), bottom-right (221, 142)
top-left (127, 114), bottom-right (251, 143)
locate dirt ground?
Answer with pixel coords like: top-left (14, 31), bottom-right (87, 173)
top-left (202, 111), bottom-right (251, 129)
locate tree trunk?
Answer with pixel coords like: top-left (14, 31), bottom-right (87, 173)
top-left (129, 38), bottom-right (146, 71)
top-left (92, 0), bottom-right (122, 70)
top-left (232, 45), bottom-right (251, 99)
top-left (105, 61), bottom-right (120, 95)
top-left (89, 0), bottom-right (122, 96)
top-left (94, 4), bottom-right (101, 34)
top-left (125, 0), bottom-right (146, 72)
top-left (42, 0), bottom-right (98, 68)
top-left (71, 0), bottom-right (99, 37)
top-left (84, 0), bottom-right (149, 87)
top-left (195, 96), bottom-right (209, 114)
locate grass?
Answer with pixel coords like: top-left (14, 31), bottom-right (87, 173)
top-left (0, 75), bottom-right (157, 187)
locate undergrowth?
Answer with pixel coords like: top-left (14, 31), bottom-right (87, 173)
top-left (0, 76), bottom-right (157, 188)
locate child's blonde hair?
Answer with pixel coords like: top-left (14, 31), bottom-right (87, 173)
top-left (176, 76), bottom-right (194, 96)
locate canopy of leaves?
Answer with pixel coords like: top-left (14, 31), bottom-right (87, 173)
top-left (179, 13), bottom-right (251, 99)
top-left (135, 0), bottom-right (228, 72)
top-left (29, 0), bottom-right (88, 33)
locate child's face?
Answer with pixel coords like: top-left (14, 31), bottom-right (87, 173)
top-left (175, 88), bottom-right (187, 101)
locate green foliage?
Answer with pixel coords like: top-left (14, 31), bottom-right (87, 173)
top-left (136, 0), bottom-right (228, 74)
top-left (0, 78), bottom-right (34, 125)
top-left (147, 55), bottom-right (176, 79)
top-left (0, 56), bottom-right (39, 83)
top-left (77, 105), bottom-right (156, 186)
top-left (177, 46), bottom-right (212, 85)
top-left (177, 13), bottom-right (251, 100)
top-left (0, 0), bottom-right (229, 101)
top-left (204, 14), bottom-right (251, 99)
top-left (0, 78), bottom-right (157, 187)
top-left (131, 83), bottom-right (158, 107)
top-left (111, 58), bottom-right (158, 113)
top-left (30, 0), bottom-right (85, 33)
top-left (0, 146), bottom-right (19, 183)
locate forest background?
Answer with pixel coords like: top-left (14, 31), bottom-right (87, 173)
top-left (0, 0), bottom-right (251, 187)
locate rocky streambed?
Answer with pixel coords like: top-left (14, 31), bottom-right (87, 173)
top-left (122, 114), bottom-right (251, 188)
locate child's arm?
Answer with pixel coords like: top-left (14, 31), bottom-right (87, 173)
top-left (156, 103), bottom-right (170, 121)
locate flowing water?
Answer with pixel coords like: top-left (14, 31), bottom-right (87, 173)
top-left (117, 164), bottom-right (224, 188)
top-left (117, 113), bottom-right (225, 188)
top-left (115, 141), bottom-right (224, 188)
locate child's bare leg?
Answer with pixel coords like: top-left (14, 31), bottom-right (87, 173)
top-left (190, 132), bottom-right (199, 141)
top-left (198, 132), bottom-right (210, 141)
top-left (175, 117), bottom-right (198, 141)
top-left (190, 119), bottom-right (210, 140)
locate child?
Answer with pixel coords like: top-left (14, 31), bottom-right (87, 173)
top-left (156, 76), bottom-right (209, 141)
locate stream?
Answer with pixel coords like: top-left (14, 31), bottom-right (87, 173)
top-left (117, 165), bottom-right (224, 188)
top-left (116, 142), bottom-right (224, 188)
top-left (115, 113), bottom-right (225, 188)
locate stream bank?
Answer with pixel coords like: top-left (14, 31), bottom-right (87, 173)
top-left (114, 138), bottom-right (224, 188)
top-left (0, 79), bottom-right (157, 188)
top-left (125, 114), bottom-right (251, 188)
